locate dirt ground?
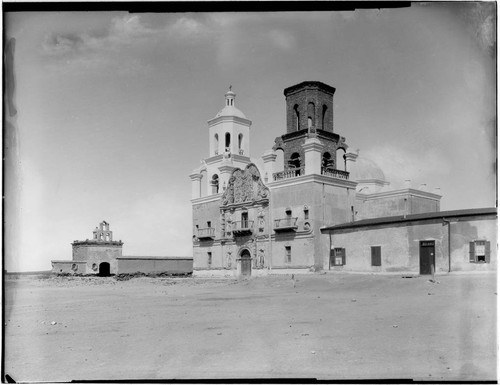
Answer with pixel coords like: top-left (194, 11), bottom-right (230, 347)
top-left (3, 272), bottom-right (497, 382)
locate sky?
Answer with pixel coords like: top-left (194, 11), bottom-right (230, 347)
top-left (4, 3), bottom-right (496, 272)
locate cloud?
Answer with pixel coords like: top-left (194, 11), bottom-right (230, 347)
top-left (41, 15), bottom-right (156, 57)
top-left (40, 15), bottom-right (163, 76)
top-left (269, 29), bottom-right (296, 51)
top-left (41, 33), bottom-right (86, 55)
top-left (109, 15), bottom-right (154, 39)
top-left (168, 16), bottom-right (207, 38)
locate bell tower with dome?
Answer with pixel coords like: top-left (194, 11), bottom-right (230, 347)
top-left (190, 86), bottom-right (252, 198)
top-left (208, 86), bottom-right (251, 158)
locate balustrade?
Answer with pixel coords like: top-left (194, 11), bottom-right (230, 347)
top-left (321, 167), bottom-right (350, 180)
top-left (273, 217), bottom-right (298, 232)
top-left (273, 167), bottom-right (304, 181)
top-left (197, 227), bottom-right (215, 239)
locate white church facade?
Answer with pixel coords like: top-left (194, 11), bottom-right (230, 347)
top-left (190, 81), bottom-right (496, 276)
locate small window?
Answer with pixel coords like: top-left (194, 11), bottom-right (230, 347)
top-left (371, 246), bottom-right (381, 267)
top-left (285, 208), bottom-right (292, 217)
top-left (330, 248), bottom-right (345, 266)
top-left (207, 221), bottom-right (212, 228)
top-left (469, 240), bottom-right (490, 263)
top-left (285, 246), bottom-right (291, 263)
top-left (207, 252), bottom-right (212, 267)
top-left (304, 209), bottom-right (309, 220)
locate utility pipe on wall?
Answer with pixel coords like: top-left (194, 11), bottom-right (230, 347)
top-left (329, 232), bottom-right (332, 270)
top-left (443, 218), bottom-right (451, 273)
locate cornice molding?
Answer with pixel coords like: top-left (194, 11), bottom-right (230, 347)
top-left (191, 193), bottom-right (222, 205)
top-left (71, 241), bottom-right (123, 246)
top-left (207, 115), bottom-right (252, 126)
top-left (267, 173), bottom-right (357, 189)
top-left (356, 188), bottom-right (442, 201)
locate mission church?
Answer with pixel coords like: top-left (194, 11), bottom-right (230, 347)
top-left (190, 81), bottom-right (495, 277)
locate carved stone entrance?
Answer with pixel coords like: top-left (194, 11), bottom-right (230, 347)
top-left (239, 249), bottom-right (252, 277)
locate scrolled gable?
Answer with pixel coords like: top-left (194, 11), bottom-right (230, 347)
top-left (221, 164), bottom-right (269, 208)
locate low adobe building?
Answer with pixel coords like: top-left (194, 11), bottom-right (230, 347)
top-left (320, 207), bottom-right (497, 274)
top-left (51, 221), bottom-right (193, 276)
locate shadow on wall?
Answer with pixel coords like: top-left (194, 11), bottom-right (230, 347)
top-left (451, 222), bottom-right (478, 253)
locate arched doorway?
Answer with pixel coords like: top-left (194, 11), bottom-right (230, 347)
top-left (240, 249), bottom-right (251, 277)
top-left (98, 262), bottom-right (111, 277)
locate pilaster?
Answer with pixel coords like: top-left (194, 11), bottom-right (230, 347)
top-left (189, 172), bottom-right (202, 199)
top-left (262, 150), bottom-right (277, 183)
top-left (302, 137), bottom-right (323, 175)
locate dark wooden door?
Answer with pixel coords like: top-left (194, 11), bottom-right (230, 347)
top-left (241, 250), bottom-right (251, 276)
top-left (419, 241), bottom-right (435, 275)
top-left (371, 246), bottom-right (381, 266)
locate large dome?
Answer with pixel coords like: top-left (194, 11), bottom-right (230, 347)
top-left (214, 105), bottom-right (247, 119)
top-left (349, 155), bottom-right (386, 182)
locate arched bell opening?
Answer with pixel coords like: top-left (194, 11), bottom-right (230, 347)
top-left (211, 174), bottom-right (219, 194)
top-left (288, 152), bottom-right (302, 176)
top-left (322, 152), bottom-right (334, 172)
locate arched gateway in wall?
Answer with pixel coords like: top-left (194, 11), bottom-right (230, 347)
top-left (99, 262), bottom-right (111, 277)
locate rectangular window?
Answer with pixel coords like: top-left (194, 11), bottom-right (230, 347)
top-left (332, 248), bottom-right (345, 266)
top-left (241, 212), bottom-right (248, 228)
top-left (207, 252), bottom-right (212, 267)
top-left (371, 246), bottom-right (381, 266)
top-left (469, 240), bottom-right (490, 263)
top-left (207, 221), bottom-right (211, 228)
top-left (285, 246), bottom-right (291, 263)
top-left (304, 209), bottom-right (309, 220)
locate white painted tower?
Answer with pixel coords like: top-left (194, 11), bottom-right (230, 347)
top-left (190, 86), bottom-right (252, 198)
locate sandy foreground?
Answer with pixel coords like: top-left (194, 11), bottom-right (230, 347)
top-left (3, 272), bottom-right (497, 382)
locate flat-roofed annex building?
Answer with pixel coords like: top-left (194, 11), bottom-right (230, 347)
top-left (321, 208), bottom-right (497, 274)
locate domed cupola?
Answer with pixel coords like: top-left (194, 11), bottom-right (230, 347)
top-left (214, 86), bottom-right (247, 119)
top-left (347, 152), bottom-right (390, 193)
